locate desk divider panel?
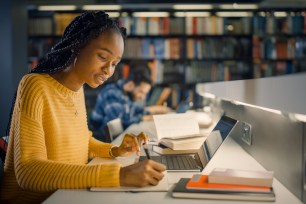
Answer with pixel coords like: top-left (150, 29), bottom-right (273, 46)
top-left (210, 99), bottom-right (305, 202)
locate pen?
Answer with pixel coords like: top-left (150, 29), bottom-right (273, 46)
top-left (143, 143), bottom-right (151, 160)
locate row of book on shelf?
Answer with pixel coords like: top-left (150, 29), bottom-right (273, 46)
top-left (185, 61), bottom-right (251, 83)
top-left (253, 36), bottom-right (306, 59)
top-left (28, 36), bottom-right (306, 65)
top-left (253, 12), bottom-right (306, 35)
top-left (253, 61), bottom-right (306, 78)
top-left (186, 37), bottom-right (251, 59)
top-left (29, 12), bottom-right (306, 36)
top-left (121, 16), bottom-right (251, 35)
top-left (111, 37), bottom-right (252, 60)
top-left (123, 38), bottom-right (182, 60)
top-left (117, 60), bottom-right (251, 85)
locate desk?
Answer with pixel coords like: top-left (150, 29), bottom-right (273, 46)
top-left (43, 121), bottom-right (302, 204)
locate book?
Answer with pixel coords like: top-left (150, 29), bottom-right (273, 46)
top-left (159, 136), bottom-right (206, 151)
top-left (172, 178), bottom-right (275, 201)
top-left (152, 143), bottom-right (198, 155)
top-left (186, 174), bottom-right (272, 193)
top-left (208, 168), bottom-right (274, 187)
top-left (153, 113), bottom-right (202, 140)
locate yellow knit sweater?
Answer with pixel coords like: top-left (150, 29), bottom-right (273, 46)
top-left (0, 74), bottom-right (121, 203)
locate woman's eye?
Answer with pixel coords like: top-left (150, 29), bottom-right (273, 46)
top-left (99, 55), bottom-right (106, 61)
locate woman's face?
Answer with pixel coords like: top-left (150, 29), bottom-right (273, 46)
top-left (74, 29), bottom-right (124, 88)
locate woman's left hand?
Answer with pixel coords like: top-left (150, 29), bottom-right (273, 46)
top-left (114, 132), bottom-right (149, 157)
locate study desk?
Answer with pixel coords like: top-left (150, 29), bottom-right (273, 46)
top-left (43, 121), bottom-right (302, 204)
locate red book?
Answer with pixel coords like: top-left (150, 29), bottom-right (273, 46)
top-left (163, 17), bottom-right (169, 35)
top-left (186, 174), bottom-right (272, 193)
top-left (192, 17), bottom-right (197, 35)
top-left (122, 64), bottom-right (130, 79)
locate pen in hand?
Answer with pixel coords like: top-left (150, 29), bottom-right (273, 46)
top-left (143, 143), bottom-right (151, 160)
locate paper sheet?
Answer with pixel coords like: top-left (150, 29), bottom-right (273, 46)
top-left (89, 157), bottom-right (169, 192)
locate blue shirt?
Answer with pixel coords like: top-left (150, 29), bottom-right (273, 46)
top-left (90, 79), bottom-right (150, 132)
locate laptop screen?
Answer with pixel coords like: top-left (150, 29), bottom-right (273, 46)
top-left (197, 115), bottom-right (238, 168)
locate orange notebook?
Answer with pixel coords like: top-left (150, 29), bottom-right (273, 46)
top-left (186, 174), bottom-right (272, 193)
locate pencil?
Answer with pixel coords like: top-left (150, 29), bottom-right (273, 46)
top-left (143, 144), bottom-right (151, 160)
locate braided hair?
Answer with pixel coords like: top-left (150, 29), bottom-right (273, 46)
top-left (3, 11), bottom-right (127, 160)
top-left (32, 11), bottom-right (127, 73)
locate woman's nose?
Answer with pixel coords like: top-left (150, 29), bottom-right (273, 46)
top-left (102, 62), bottom-right (112, 76)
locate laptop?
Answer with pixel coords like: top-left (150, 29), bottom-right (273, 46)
top-left (139, 115), bottom-right (238, 172)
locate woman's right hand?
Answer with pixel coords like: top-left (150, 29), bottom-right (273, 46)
top-left (119, 160), bottom-right (166, 187)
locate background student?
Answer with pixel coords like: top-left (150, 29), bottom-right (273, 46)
top-left (90, 64), bottom-right (171, 141)
top-left (0, 11), bottom-right (165, 204)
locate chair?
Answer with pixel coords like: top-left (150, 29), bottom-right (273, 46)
top-left (0, 136), bottom-right (7, 185)
top-left (0, 136), bottom-right (7, 164)
top-left (103, 118), bottom-right (124, 143)
top-left (0, 157), bottom-right (3, 185)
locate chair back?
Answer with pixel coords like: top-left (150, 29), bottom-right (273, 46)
top-left (103, 118), bottom-right (124, 142)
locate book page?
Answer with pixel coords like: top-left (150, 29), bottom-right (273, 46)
top-left (153, 113), bottom-right (200, 140)
top-left (89, 157), bottom-right (169, 192)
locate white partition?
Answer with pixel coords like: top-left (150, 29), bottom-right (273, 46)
top-left (196, 73), bottom-right (306, 116)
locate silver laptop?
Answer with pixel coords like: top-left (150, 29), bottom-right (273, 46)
top-left (139, 115), bottom-right (238, 172)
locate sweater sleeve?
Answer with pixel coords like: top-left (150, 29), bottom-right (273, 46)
top-left (88, 131), bottom-right (115, 159)
top-left (14, 113), bottom-right (121, 192)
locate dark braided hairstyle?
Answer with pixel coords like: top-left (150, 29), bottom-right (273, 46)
top-left (32, 11), bottom-right (127, 73)
top-left (2, 11), bottom-right (127, 161)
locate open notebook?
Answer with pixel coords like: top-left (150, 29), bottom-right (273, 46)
top-left (89, 157), bottom-right (169, 192)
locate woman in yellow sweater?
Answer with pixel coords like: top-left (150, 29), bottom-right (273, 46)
top-left (0, 11), bottom-right (165, 203)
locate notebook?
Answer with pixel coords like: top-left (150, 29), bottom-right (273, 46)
top-left (139, 115), bottom-right (238, 172)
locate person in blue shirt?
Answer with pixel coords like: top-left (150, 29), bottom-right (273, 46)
top-left (90, 66), bottom-right (169, 141)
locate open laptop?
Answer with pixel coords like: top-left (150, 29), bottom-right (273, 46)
top-left (139, 115), bottom-right (238, 172)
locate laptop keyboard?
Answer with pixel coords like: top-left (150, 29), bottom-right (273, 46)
top-left (139, 155), bottom-right (201, 170)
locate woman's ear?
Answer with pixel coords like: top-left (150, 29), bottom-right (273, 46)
top-left (124, 81), bottom-right (135, 92)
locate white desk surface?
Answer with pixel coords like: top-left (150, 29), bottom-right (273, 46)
top-left (43, 121), bottom-right (302, 204)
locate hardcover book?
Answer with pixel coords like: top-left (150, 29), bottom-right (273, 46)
top-left (152, 143), bottom-right (198, 155)
top-left (172, 178), bottom-right (275, 202)
top-left (208, 168), bottom-right (274, 187)
top-left (186, 174), bottom-right (272, 193)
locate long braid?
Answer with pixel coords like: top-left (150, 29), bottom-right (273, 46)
top-left (2, 11), bottom-right (127, 161)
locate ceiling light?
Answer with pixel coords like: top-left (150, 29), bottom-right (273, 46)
top-left (173, 4), bottom-right (213, 10)
top-left (82, 5), bottom-right (121, 10)
top-left (38, 5), bottom-right (77, 11)
top-left (216, 12), bottom-right (252, 17)
top-left (174, 12), bottom-right (210, 17)
top-left (132, 12), bottom-right (169, 17)
top-left (274, 12), bottom-right (287, 17)
top-left (219, 4), bottom-right (258, 10)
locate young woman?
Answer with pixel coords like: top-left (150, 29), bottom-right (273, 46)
top-left (0, 11), bottom-right (165, 204)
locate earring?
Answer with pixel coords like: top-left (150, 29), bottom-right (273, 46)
top-left (73, 57), bottom-right (78, 68)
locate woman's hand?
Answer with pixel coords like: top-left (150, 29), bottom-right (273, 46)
top-left (120, 160), bottom-right (166, 187)
top-left (113, 132), bottom-right (149, 157)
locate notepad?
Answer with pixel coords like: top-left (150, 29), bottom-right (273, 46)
top-left (89, 157), bottom-right (169, 192)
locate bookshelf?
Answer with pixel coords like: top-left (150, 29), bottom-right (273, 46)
top-left (27, 9), bottom-right (306, 110)
top-left (252, 10), bottom-right (306, 78)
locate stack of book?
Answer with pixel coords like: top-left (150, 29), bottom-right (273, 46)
top-left (172, 168), bottom-right (275, 201)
